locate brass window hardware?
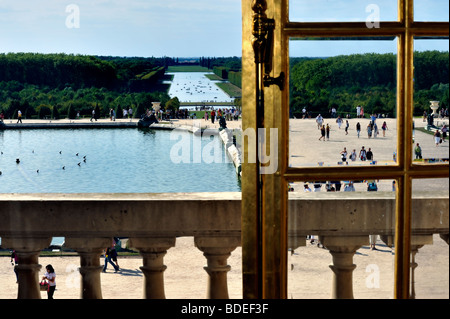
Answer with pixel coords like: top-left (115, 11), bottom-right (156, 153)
top-left (252, 0), bottom-right (285, 91)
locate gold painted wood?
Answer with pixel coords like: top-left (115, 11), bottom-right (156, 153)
top-left (241, 0), bottom-right (261, 299)
top-left (259, 0), bottom-right (288, 299)
top-left (242, 0), bottom-right (289, 299)
top-left (394, 0), bottom-right (414, 299)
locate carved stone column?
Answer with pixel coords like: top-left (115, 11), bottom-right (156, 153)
top-left (195, 236), bottom-right (240, 299)
top-left (65, 237), bottom-right (112, 299)
top-left (320, 236), bottom-right (368, 299)
top-left (409, 244), bottom-right (421, 299)
top-left (440, 234), bottom-right (449, 245)
top-left (409, 235), bottom-right (433, 299)
top-left (380, 235), bottom-right (394, 248)
top-left (2, 237), bottom-right (52, 299)
top-left (129, 237), bottom-right (176, 299)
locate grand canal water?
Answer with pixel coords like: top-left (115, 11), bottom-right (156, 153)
top-left (0, 128), bottom-right (241, 194)
top-left (167, 72), bottom-right (233, 103)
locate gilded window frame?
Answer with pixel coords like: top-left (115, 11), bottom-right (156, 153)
top-left (241, 0), bottom-right (449, 299)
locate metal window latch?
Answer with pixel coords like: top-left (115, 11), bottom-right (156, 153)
top-left (252, 0), bottom-right (285, 91)
top-left (264, 73), bottom-right (285, 90)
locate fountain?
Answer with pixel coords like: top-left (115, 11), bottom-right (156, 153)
top-left (430, 101), bottom-right (440, 117)
top-left (137, 102), bottom-right (160, 128)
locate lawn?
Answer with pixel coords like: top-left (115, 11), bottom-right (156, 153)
top-left (216, 82), bottom-right (242, 98)
top-left (205, 74), bottom-right (224, 81)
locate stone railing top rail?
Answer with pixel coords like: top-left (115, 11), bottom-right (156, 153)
top-left (0, 192), bottom-right (448, 240)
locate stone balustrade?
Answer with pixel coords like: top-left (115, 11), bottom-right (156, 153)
top-left (0, 191), bottom-right (448, 299)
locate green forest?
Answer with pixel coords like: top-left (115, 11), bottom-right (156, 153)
top-left (0, 53), bottom-right (181, 119)
top-left (290, 50), bottom-right (449, 118)
top-left (1, 51), bottom-right (447, 120)
top-left (0, 53), bottom-right (242, 120)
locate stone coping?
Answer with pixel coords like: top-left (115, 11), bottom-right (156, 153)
top-left (0, 191), bottom-right (447, 240)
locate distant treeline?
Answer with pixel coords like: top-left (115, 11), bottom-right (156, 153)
top-left (0, 53), bottom-right (177, 92)
top-left (212, 67), bottom-right (242, 89)
top-left (199, 56), bottom-right (241, 71)
top-left (0, 53), bottom-right (243, 120)
top-left (0, 53), bottom-right (181, 119)
top-left (0, 80), bottom-right (172, 120)
top-left (290, 51), bottom-right (449, 118)
top-left (2, 51), bottom-right (446, 121)
top-left (200, 56), bottom-right (242, 89)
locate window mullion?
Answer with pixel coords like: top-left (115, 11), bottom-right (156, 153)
top-left (393, 0), bottom-right (414, 300)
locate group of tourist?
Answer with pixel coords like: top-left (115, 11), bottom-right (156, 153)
top-left (316, 112), bottom-right (388, 142)
top-left (303, 105), bottom-right (381, 120)
top-left (339, 146), bottom-right (375, 164)
top-left (302, 179), bottom-right (379, 193)
top-left (203, 108), bottom-right (240, 123)
top-left (423, 108), bottom-right (449, 121)
top-left (303, 181), bottom-right (351, 193)
top-left (355, 114), bottom-right (388, 139)
top-left (434, 124), bottom-right (448, 146)
top-left (107, 107), bottom-right (134, 121)
top-left (356, 105), bottom-right (365, 118)
top-left (362, 119), bottom-right (389, 139)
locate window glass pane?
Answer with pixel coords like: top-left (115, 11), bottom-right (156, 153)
top-left (410, 178), bottom-right (449, 299)
top-left (288, 179), bottom-right (396, 299)
top-left (413, 38), bottom-right (449, 165)
top-left (414, 0), bottom-right (450, 22)
top-left (289, 0), bottom-right (397, 22)
top-left (289, 38), bottom-right (398, 168)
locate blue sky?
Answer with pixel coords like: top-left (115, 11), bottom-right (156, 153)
top-left (0, 0), bottom-right (448, 58)
top-left (0, 0), bottom-right (242, 57)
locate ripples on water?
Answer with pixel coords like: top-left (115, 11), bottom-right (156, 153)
top-left (0, 128), bottom-right (241, 193)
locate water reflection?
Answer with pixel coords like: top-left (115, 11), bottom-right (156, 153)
top-left (0, 128), bottom-right (241, 193)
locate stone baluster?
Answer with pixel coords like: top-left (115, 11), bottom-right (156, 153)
top-left (65, 237), bottom-right (112, 299)
top-left (2, 237), bottom-right (52, 299)
top-left (129, 237), bottom-right (176, 299)
top-left (409, 245), bottom-right (421, 299)
top-left (195, 236), bottom-right (240, 299)
top-left (381, 234), bottom-right (438, 299)
top-left (409, 235), bottom-right (433, 299)
top-left (380, 235), bottom-right (394, 248)
top-left (320, 236), bottom-right (369, 299)
top-left (288, 236), bottom-right (307, 271)
top-left (382, 234), bottom-right (436, 299)
top-left (440, 234), bottom-right (449, 245)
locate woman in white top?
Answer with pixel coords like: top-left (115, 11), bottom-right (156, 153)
top-left (42, 264), bottom-right (56, 299)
